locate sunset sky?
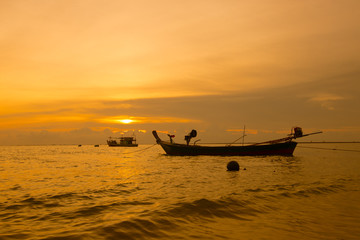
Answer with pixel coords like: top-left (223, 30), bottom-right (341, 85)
top-left (1, 0), bottom-right (359, 145)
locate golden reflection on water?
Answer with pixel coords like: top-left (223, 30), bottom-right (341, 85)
top-left (0, 144), bottom-right (359, 239)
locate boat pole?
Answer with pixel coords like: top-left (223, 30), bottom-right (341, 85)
top-left (242, 125), bottom-right (245, 146)
top-left (227, 125), bottom-right (247, 146)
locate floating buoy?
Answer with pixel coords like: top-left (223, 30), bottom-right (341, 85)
top-left (227, 161), bottom-right (240, 171)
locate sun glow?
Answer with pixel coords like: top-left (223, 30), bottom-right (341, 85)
top-left (118, 119), bottom-right (133, 124)
top-left (99, 116), bottom-right (199, 125)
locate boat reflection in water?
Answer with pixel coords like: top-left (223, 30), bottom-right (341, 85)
top-left (153, 127), bottom-right (321, 156)
top-left (107, 136), bottom-right (138, 147)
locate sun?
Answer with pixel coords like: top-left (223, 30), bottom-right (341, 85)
top-left (118, 119), bottom-right (133, 124)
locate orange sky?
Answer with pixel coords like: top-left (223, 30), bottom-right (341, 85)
top-left (1, 0), bottom-right (360, 145)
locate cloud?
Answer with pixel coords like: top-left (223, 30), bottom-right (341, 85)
top-left (226, 129), bottom-right (258, 135)
top-left (2, 0), bottom-right (360, 105)
top-left (308, 93), bottom-right (345, 110)
top-left (322, 127), bottom-right (360, 133)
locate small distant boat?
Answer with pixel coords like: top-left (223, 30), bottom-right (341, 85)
top-left (152, 127), bottom-right (321, 156)
top-left (107, 136), bottom-right (138, 147)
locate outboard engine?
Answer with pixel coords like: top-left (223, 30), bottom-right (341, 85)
top-left (293, 127), bottom-right (303, 138)
top-left (167, 134), bottom-right (175, 143)
top-left (184, 130), bottom-right (197, 145)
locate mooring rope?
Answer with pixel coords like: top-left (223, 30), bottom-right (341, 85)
top-left (121, 144), bottom-right (158, 154)
top-left (297, 145), bottom-right (360, 153)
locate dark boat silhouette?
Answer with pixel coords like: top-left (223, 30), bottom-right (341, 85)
top-left (152, 127), bottom-right (321, 156)
top-left (107, 136), bottom-right (138, 147)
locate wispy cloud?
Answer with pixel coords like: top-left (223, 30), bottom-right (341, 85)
top-left (226, 129), bottom-right (258, 135)
top-left (308, 93), bottom-right (345, 110)
top-left (322, 127), bottom-right (360, 133)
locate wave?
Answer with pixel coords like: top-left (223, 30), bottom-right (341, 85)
top-left (86, 190), bottom-right (316, 239)
top-left (0, 178), bottom-right (353, 240)
top-left (159, 198), bottom-right (257, 221)
top-left (95, 179), bottom-right (350, 239)
top-left (95, 218), bottom-right (174, 240)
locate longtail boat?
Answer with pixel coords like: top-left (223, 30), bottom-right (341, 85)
top-left (152, 127), bottom-right (321, 156)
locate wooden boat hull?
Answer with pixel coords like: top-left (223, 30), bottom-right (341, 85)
top-left (158, 141), bottom-right (297, 156)
top-left (152, 127), bottom-right (322, 156)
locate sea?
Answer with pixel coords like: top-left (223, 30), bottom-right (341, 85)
top-left (0, 143), bottom-right (359, 240)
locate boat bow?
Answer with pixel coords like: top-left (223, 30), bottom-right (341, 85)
top-left (152, 130), bottom-right (162, 144)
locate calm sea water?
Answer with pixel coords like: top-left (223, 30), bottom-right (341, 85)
top-left (0, 143), bottom-right (359, 240)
